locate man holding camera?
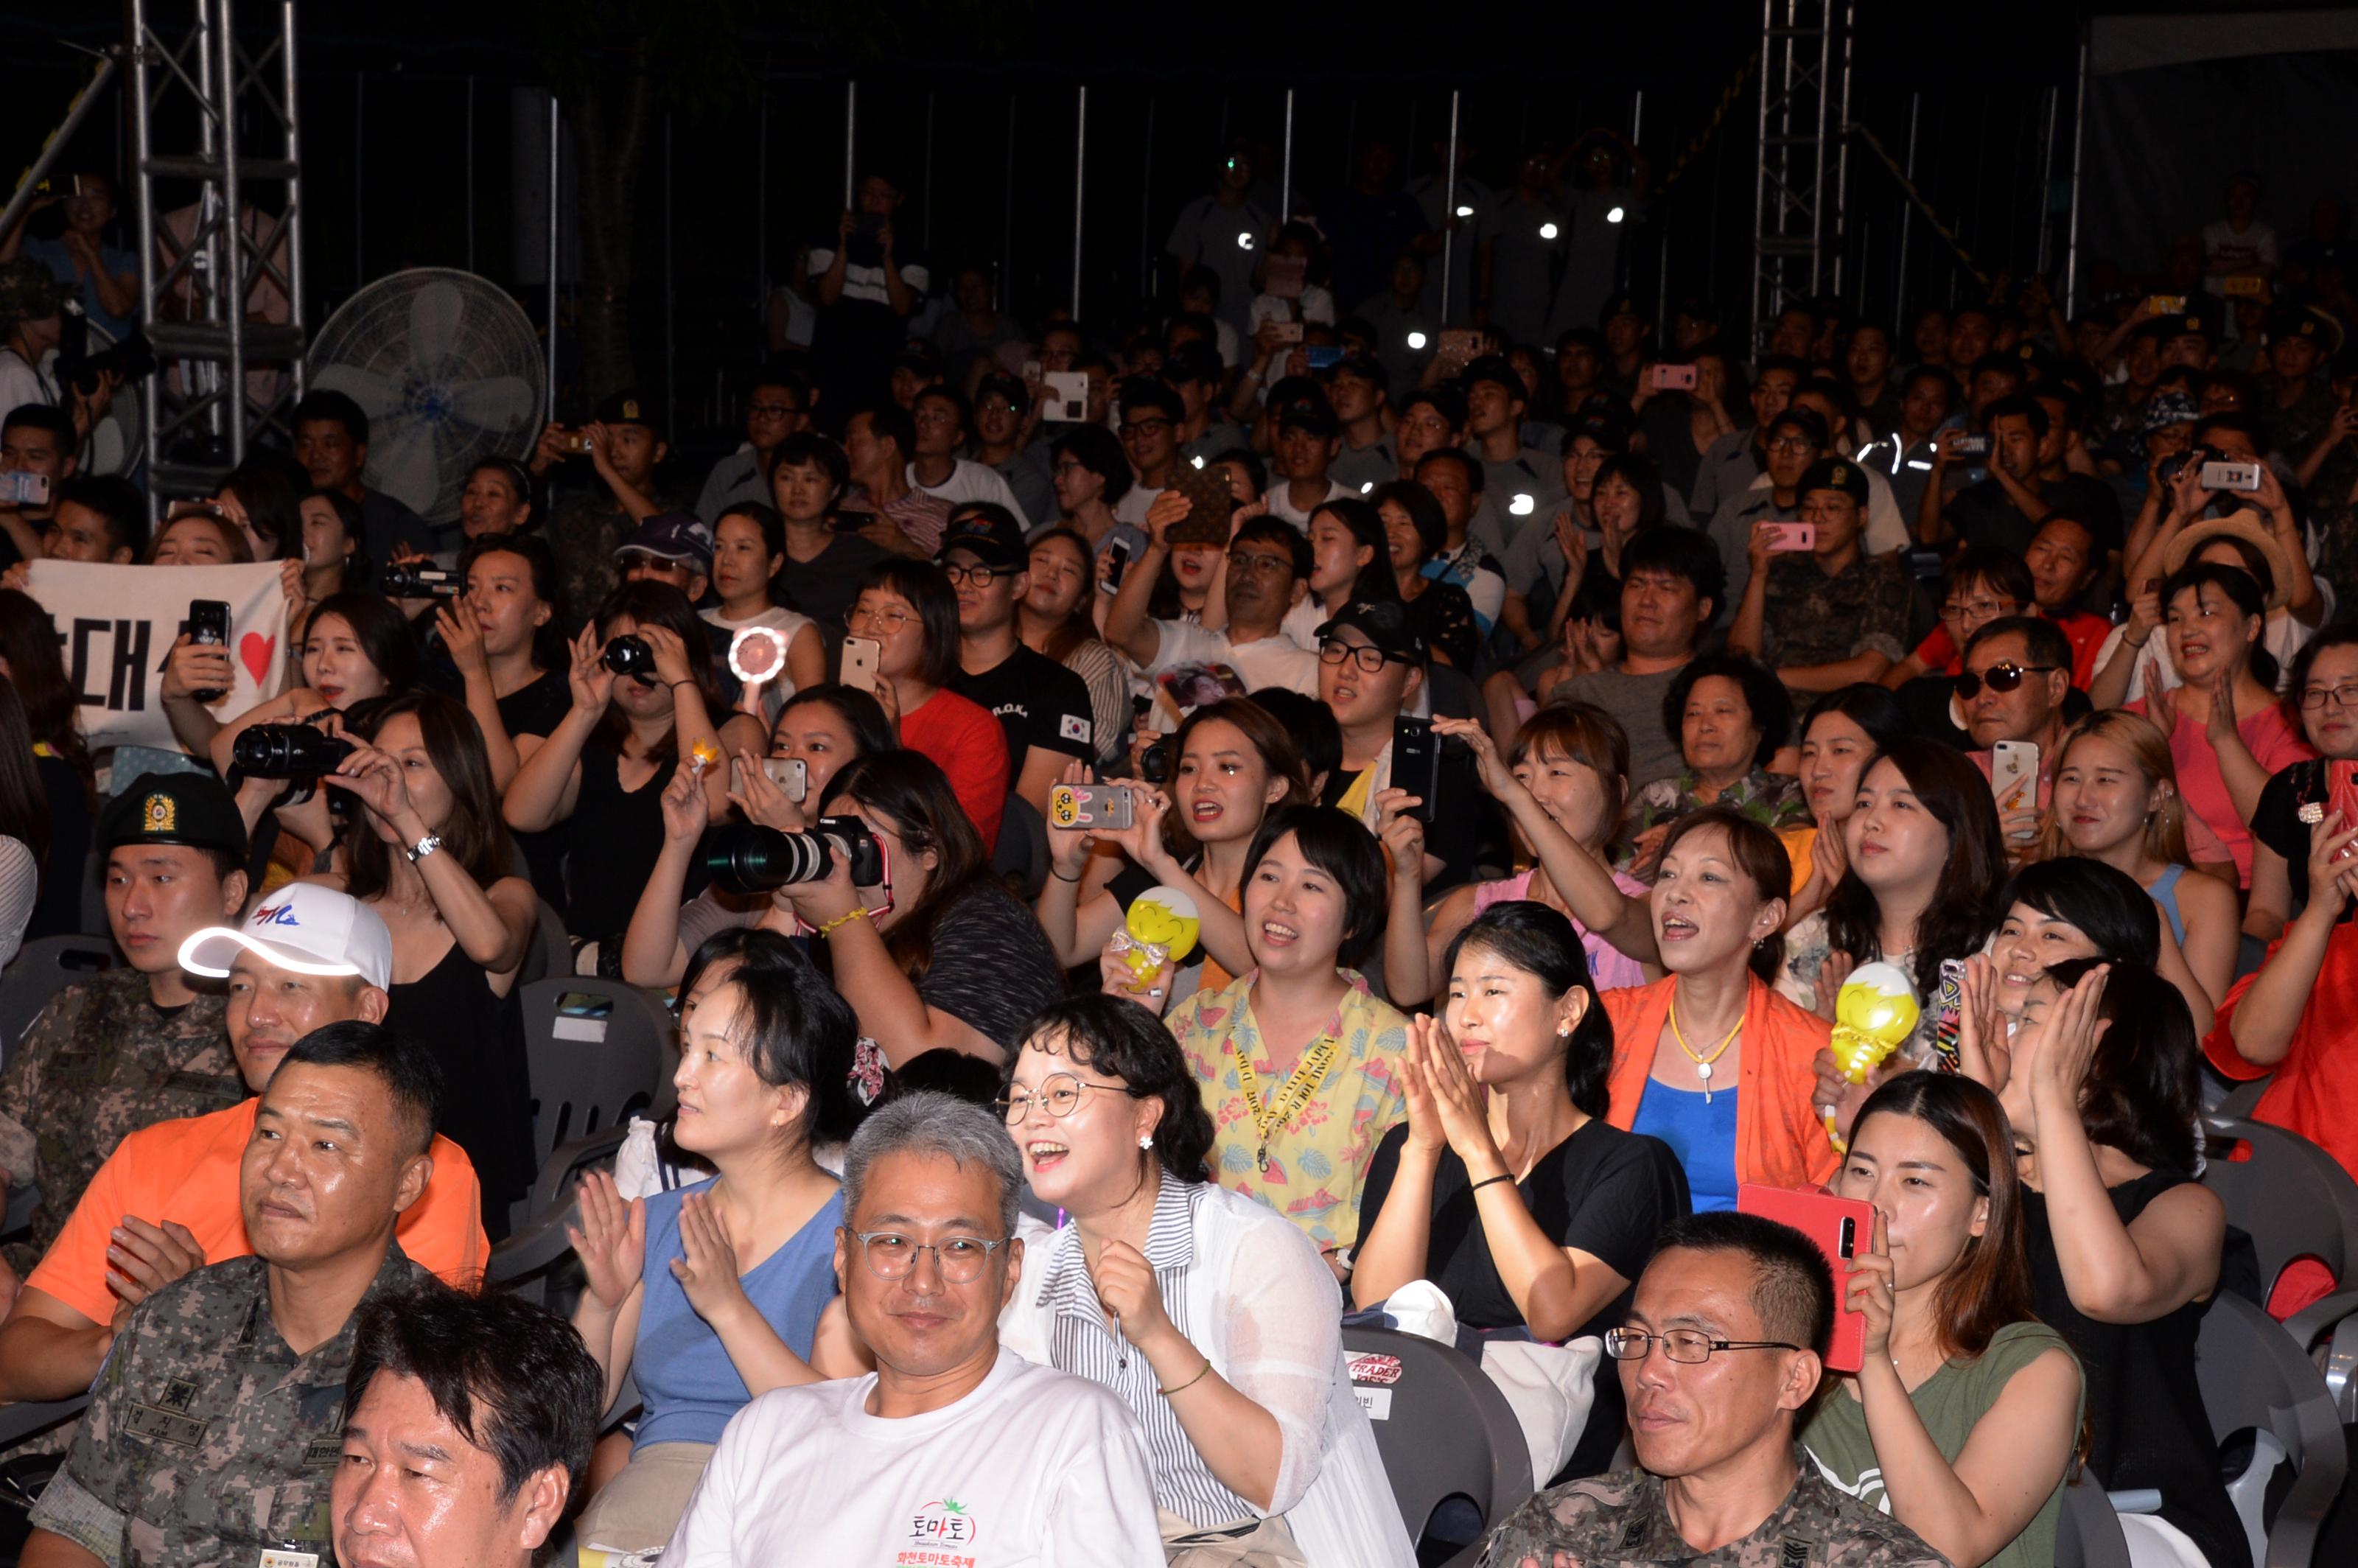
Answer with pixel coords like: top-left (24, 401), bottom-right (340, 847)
top-left (0, 173), bottom-right (137, 342)
top-left (0, 885), bottom-right (488, 1407)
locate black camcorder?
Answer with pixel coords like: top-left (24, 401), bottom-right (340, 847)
top-left (704, 819), bottom-right (884, 895)
top-left (602, 635), bottom-right (656, 679)
top-left (231, 723), bottom-right (354, 805)
top-left (383, 562), bottom-right (463, 599)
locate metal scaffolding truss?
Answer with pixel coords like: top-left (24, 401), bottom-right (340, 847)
top-left (1751, 0), bottom-right (1853, 351)
top-left (126, 0), bottom-right (307, 506)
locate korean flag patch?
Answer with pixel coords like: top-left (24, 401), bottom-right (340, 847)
top-left (1060, 713), bottom-right (1093, 744)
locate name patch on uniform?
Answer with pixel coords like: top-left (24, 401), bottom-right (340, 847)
top-left (302, 1437), bottom-right (343, 1469)
top-left (259, 1551), bottom-right (320, 1568)
top-left (124, 1401), bottom-right (209, 1449)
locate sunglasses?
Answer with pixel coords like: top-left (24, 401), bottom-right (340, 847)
top-left (1953, 662), bottom-right (2061, 699)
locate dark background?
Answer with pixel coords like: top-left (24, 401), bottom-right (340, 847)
top-left (0, 2), bottom-right (2328, 461)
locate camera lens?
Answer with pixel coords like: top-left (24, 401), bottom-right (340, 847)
top-left (702, 825), bottom-right (833, 895)
top-left (1138, 741), bottom-right (1169, 785)
top-left (601, 635), bottom-right (655, 679)
top-left (231, 724), bottom-right (354, 778)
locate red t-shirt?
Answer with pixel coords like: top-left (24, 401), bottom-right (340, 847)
top-left (898, 686), bottom-right (1010, 850)
top-left (1912, 609), bottom-right (2110, 687)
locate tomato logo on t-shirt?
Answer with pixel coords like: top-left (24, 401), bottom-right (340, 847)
top-left (906, 1499), bottom-right (978, 1544)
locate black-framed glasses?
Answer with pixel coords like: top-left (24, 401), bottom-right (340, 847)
top-left (2299, 683), bottom-right (2358, 710)
top-left (1603, 1327), bottom-right (1802, 1364)
top-left (844, 1228), bottom-right (1011, 1284)
top-left (1226, 551), bottom-right (1292, 577)
top-left (1319, 640), bottom-right (1405, 673)
top-left (1119, 419), bottom-right (1172, 438)
top-left (994, 1074), bottom-right (1139, 1124)
top-left (1954, 662), bottom-right (2061, 699)
top-left (942, 563), bottom-right (1008, 589)
top-left (746, 402), bottom-right (804, 420)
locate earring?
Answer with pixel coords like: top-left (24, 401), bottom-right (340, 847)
top-left (1138, 1135), bottom-right (1154, 1149)
top-left (1556, 1023), bottom-right (1573, 1040)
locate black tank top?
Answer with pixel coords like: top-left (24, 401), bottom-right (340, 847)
top-left (2024, 1170), bottom-right (2251, 1568)
top-left (563, 741), bottom-right (709, 941)
top-left (381, 936), bottom-right (536, 1235)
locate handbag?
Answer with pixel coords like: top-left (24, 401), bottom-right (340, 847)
top-left (1158, 1507), bottom-right (1309, 1567)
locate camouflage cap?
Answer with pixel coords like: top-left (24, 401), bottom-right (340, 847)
top-left (0, 259), bottom-right (66, 326)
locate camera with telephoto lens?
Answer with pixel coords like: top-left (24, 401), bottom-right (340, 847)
top-left (601, 634), bottom-right (656, 679)
top-left (231, 723), bottom-right (356, 806)
top-left (703, 818), bottom-right (884, 895)
top-left (382, 561), bottom-right (463, 599)
top-left (57, 298), bottom-right (157, 396)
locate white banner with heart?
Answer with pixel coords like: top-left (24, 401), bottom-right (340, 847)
top-left (24, 559), bottom-right (291, 757)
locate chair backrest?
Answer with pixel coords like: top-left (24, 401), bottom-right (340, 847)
top-left (519, 977), bottom-right (672, 1177)
top-left (1341, 1326), bottom-right (1535, 1544)
top-left (2203, 1116), bottom-right (2358, 1300)
top-left (0, 934), bottom-right (116, 1065)
top-left (2194, 1288), bottom-right (2350, 1568)
top-left (515, 899), bottom-right (571, 990)
top-left (2054, 1473), bottom-right (2133, 1568)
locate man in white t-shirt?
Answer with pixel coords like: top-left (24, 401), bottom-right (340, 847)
top-left (1262, 403), bottom-right (1352, 529)
top-left (1113, 378), bottom-right (1186, 528)
top-left (662, 1093), bottom-right (1162, 1568)
top-left (1103, 500), bottom-right (1321, 701)
top-left (909, 385), bottom-right (1031, 528)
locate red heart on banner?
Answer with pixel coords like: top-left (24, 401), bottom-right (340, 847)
top-left (238, 631), bottom-right (276, 686)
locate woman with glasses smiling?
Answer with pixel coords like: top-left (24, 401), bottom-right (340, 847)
top-left (844, 559), bottom-right (1010, 849)
top-left (998, 994), bottom-right (1416, 1568)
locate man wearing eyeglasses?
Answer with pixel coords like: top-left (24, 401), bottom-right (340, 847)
top-left (942, 506), bottom-right (1097, 819)
top-left (662, 1091), bottom-right (1163, 1567)
top-left (1112, 379), bottom-right (1187, 528)
top-left (696, 369), bottom-right (816, 525)
top-left (1102, 500), bottom-right (1322, 700)
top-left (1485, 1211), bottom-right (1946, 1568)
top-left (1707, 407), bottom-right (1828, 614)
top-left (1958, 616), bottom-right (2077, 847)
top-left (910, 385), bottom-right (1033, 530)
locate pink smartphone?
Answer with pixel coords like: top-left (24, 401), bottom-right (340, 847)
top-left (1648, 363), bottom-right (1698, 391)
top-left (1737, 1183), bottom-right (1874, 1373)
top-left (1763, 522), bottom-right (1817, 552)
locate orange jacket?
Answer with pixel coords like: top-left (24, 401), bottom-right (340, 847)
top-left (1602, 974), bottom-right (1841, 1191)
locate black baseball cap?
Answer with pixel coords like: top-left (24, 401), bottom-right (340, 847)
top-left (936, 508), bottom-right (1028, 571)
top-left (592, 389), bottom-right (662, 432)
top-left (100, 772), bottom-right (249, 858)
top-left (1315, 599), bottom-right (1429, 667)
top-left (973, 371), bottom-right (1032, 418)
top-left (1797, 456), bottom-right (1869, 505)
top-left (1275, 402), bottom-right (1341, 441)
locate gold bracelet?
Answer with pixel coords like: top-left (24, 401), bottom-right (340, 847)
top-left (815, 906), bottom-right (870, 939)
top-left (1157, 1357), bottom-right (1213, 1398)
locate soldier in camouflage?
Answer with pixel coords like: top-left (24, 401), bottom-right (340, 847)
top-left (0, 774), bottom-right (251, 1285)
top-left (23, 1021), bottom-right (447, 1568)
top-left (1484, 1213), bottom-right (1951, 1568)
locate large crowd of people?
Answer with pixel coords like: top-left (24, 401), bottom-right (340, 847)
top-left (0, 143), bottom-right (2352, 1568)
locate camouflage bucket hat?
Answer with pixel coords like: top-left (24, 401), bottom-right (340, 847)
top-left (0, 259), bottom-right (66, 326)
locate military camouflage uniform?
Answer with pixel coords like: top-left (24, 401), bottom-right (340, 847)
top-left (1757, 552), bottom-right (1914, 671)
top-left (28, 1244), bottom-right (431, 1568)
top-left (1483, 1464), bottom-right (1952, 1568)
top-left (0, 971), bottom-right (242, 1274)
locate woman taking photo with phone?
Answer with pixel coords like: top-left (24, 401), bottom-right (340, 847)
top-left (504, 580), bottom-right (763, 961)
top-left (419, 532), bottom-right (570, 793)
top-left (1601, 807), bottom-right (1838, 1211)
top-left (1354, 902), bottom-right (1689, 1478)
top-left (303, 690), bottom-right (539, 1225)
top-left (999, 994), bottom-right (1416, 1568)
top-left (1037, 698), bottom-right (1310, 1007)
top-left (1805, 1071), bottom-right (2083, 1568)
top-left (1124, 803), bottom-right (1410, 1264)
top-left (567, 931), bottom-right (867, 1555)
top-left (620, 684), bottom-right (895, 988)
top-left (844, 559), bottom-right (1009, 850)
top-left (763, 749), bottom-right (1066, 1063)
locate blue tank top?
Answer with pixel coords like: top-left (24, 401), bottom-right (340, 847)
top-left (2147, 863), bottom-right (2189, 946)
top-left (1630, 1077), bottom-right (1742, 1214)
top-left (631, 1183), bottom-right (844, 1449)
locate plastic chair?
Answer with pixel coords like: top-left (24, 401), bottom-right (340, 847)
top-left (1341, 1326), bottom-right (1534, 1568)
top-left (518, 978), bottom-right (672, 1232)
top-left (515, 898), bottom-right (570, 990)
top-left (486, 1124), bottom-right (631, 1308)
top-left (2201, 1116), bottom-right (2357, 1302)
top-left (2194, 1289), bottom-right (2348, 1568)
top-left (2056, 1472), bottom-right (2134, 1568)
top-left (0, 935), bottom-right (115, 1066)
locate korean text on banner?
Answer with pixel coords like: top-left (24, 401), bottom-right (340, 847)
top-left (24, 559), bottom-right (291, 755)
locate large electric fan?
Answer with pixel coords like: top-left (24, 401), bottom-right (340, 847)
top-left (304, 268), bottom-right (544, 523)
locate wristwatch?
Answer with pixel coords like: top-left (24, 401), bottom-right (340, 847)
top-left (403, 833), bottom-right (444, 864)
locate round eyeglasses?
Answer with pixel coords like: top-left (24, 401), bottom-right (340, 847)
top-left (1603, 1327), bottom-right (1801, 1364)
top-left (995, 1074), bottom-right (1137, 1124)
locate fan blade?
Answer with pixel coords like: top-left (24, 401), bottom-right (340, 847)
top-left (449, 375), bottom-right (541, 433)
top-left (409, 279), bottom-right (468, 371)
top-left (370, 419), bottom-right (445, 518)
top-left (310, 364), bottom-right (405, 420)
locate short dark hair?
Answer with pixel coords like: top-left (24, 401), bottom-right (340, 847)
top-left (1899, 364), bottom-right (1958, 403)
top-left (1243, 804), bottom-right (1388, 962)
top-left (855, 402), bottom-right (917, 463)
top-left (276, 1020), bottom-right (443, 1160)
top-left (1752, 353), bottom-right (1810, 385)
top-left (56, 473), bottom-right (147, 558)
top-left (293, 388), bottom-right (369, 446)
top-left (912, 383), bottom-right (971, 435)
top-left (1982, 393), bottom-right (2050, 441)
top-left (1443, 902), bottom-right (1614, 1116)
top-left (2004, 859), bottom-right (2161, 970)
top-left (1666, 651), bottom-right (1791, 769)
top-left (1118, 377), bottom-right (1185, 425)
top-left (775, 682), bottom-right (897, 759)
top-left (1016, 994), bottom-right (1219, 1183)
top-left (856, 559), bottom-right (961, 687)
top-left (1, 403), bottom-right (74, 446)
top-left (1653, 1209), bottom-right (1836, 1357)
top-left (774, 431), bottom-right (851, 494)
top-left (1208, 446), bottom-right (1267, 495)
top-left (1620, 525), bottom-right (1726, 627)
top-left (343, 1284), bottom-right (602, 1509)
top-left (1942, 545), bottom-right (2035, 612)
top-left (682, 928), bottom-right (870, 1147)
top-left (1052, 424), bottom-right (1132, 504)
top-left (1412, 445), bottom-right (1484, 496)
top-left (1231, 514), bottom-right (1312, 583)
top-left (1398, 386), bottom-right (1468, 431)
top-left (1964, 613), bottom-right (2073, 679)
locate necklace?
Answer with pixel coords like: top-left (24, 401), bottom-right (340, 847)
top-left (1667, 993), bottom-right (1743, 1105)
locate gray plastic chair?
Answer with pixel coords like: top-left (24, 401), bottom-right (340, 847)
top-left (0, 935), bottom-right (115, 1066)
top-left (2202, 1116), bottom-right (2355, 1301)
top-left (2055, 1472), bottom-right (2133, 1568)
top-left (1341, 1326), bottom-right (1534, 1568)
top-left (517, 977), bottom-right (672, 1231)
top-left (515, 898), bottom-right (570, 990)
top-left (2194, 1289), bottom-right (2349, 1568)
top-left (486, 1124), bottom-right (632, 1307)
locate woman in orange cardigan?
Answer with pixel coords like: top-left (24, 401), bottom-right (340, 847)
top-left (1603, 806), bottom-right (1841, 1206)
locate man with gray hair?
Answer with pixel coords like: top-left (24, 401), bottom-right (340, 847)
top-left (663, 1091), bottom-right (1164, 1566)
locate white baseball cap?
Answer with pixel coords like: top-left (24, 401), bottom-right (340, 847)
top-left (178, 883), bottom-right (394, 990)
